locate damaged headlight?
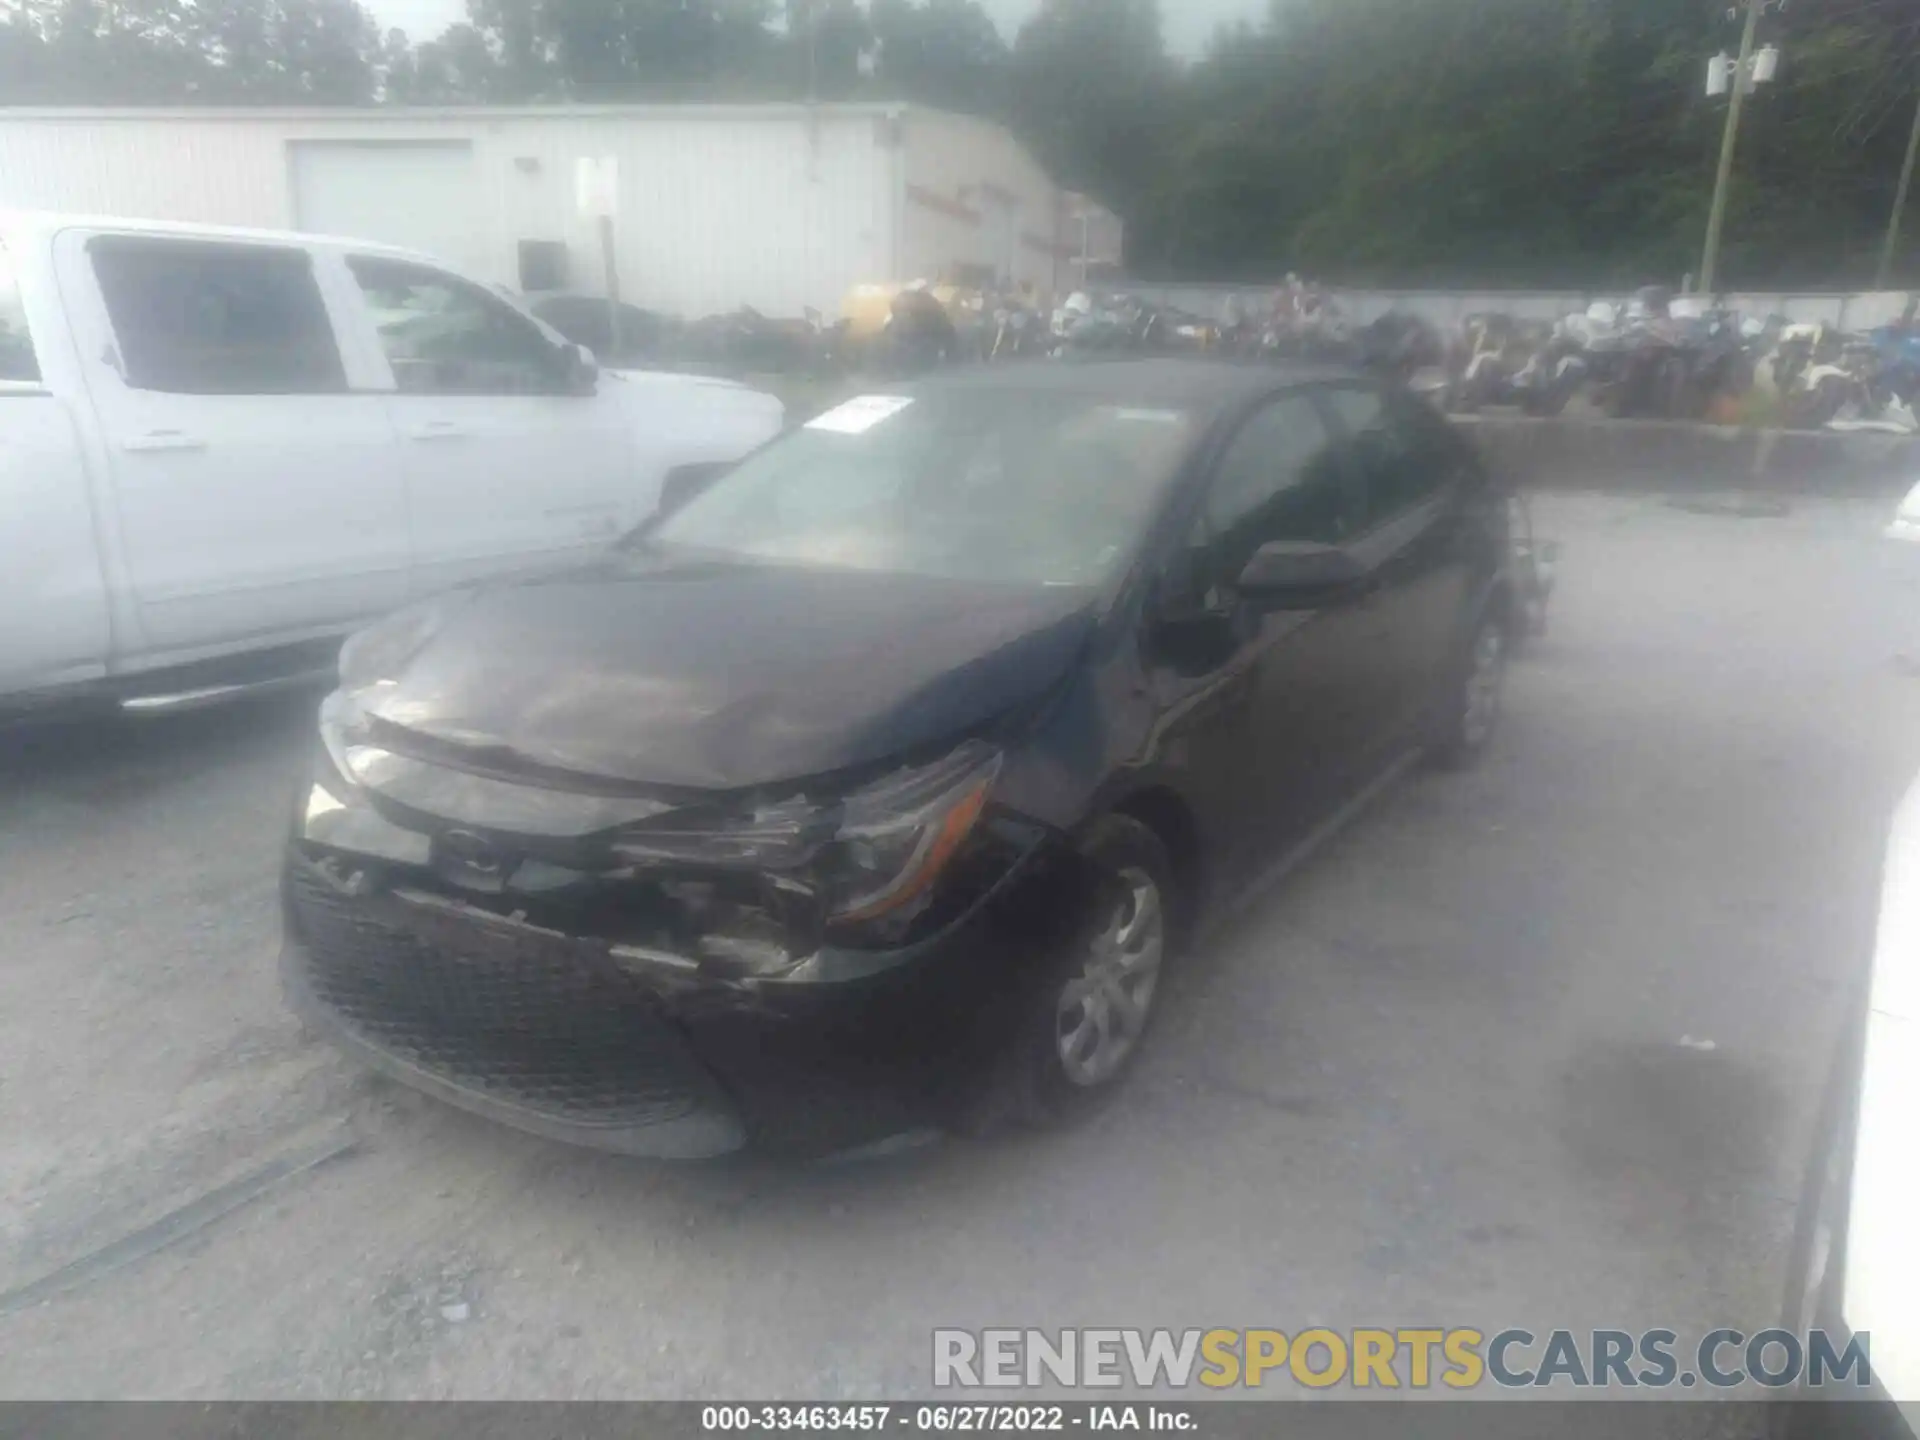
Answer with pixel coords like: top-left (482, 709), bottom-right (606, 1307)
top-left (824, 742), bottom-right (1001, 924)
top-left (608, 741), bottom-right (1003, 928)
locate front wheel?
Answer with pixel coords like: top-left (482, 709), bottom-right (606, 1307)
top-left (983, 815), bottom-right (1179, 1132)
top-left (1430, 611), bottom-right (1507, 768)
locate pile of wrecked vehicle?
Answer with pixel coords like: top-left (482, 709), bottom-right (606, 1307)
top-left (1422, 287), bottom-right (1920, 432)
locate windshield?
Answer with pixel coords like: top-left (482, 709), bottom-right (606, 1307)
top-left (645, 390), bottom-right (1195, 587)
top-left (0, 235), bottom-right (39, 383)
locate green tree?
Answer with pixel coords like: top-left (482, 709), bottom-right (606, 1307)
top-left (1006, 0), bottom-right (1172, 225)
top-left (869, 0), bottom-right (1006, 114)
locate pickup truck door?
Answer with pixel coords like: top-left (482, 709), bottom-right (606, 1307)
top-left (0, 235), bottom-right (109, 696)
top-left (339, 254), bottom-right (639, 600)
top-left (53, 230), bottom-right (410, 654)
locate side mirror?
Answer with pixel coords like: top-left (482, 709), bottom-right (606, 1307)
top-left (1236, 541), bottom-right (1366, 600)
top-left (560, 342), bottom-right (599, 394)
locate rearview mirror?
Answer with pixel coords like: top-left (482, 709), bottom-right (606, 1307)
top-left (1236, 541), bottom-right (1366, 598)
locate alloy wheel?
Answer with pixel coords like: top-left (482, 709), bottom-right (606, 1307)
top-left (1460, 622), bottom-right (1506, 749)
top-left (1055, 867), bottom-right (1166, 1088)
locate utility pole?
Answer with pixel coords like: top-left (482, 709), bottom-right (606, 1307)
top-left (1700, 0), bottom-right (1764, 297)
top-left (805, 0), bottom-right (818, 103)
top-left (1879, 88), bottom-right (1920, 289)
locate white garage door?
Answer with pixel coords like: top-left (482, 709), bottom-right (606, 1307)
top-left (289, 141), bottom-right (485, 277)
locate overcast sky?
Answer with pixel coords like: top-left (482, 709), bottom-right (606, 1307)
top-left (367, 0), bottom-right (1257, 63)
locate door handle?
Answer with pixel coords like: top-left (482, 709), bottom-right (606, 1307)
top-left (122, 429), bottom-right (206, 453)
top-left (408, 422), bottom-right (471, 442)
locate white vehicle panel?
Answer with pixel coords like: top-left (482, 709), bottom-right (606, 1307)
top-left (0, 390), bottom-right (110, 693)
top-left (1845, 772), bottom-right (1920, 1403)
top-left (341, 250), bottom-right (640, 599)
top-left (1846, 1008), bottom-right (1920, 1402)
top-left (603, 368), bottom-right (786, 489)
top-left (52, 226), bottom-right (410, 651)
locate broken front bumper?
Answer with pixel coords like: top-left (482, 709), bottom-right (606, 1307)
top-left (281, 824), bottom-right (1076, 1158)
top-left (282, 853), bottom-right (749, 1157)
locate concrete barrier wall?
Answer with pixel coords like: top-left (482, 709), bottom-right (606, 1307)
top-left (1460, 416), bottom-right (1920, 497)
top-left (1116, 284), bottom-right (1918, 332)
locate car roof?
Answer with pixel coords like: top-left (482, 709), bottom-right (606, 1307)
top-left (902, 357), bottom-right (1364, 413)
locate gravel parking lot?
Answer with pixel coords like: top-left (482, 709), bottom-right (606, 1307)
top-left (5, 490), bottom-right (1920, 1402)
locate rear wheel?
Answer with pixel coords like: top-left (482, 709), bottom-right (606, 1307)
top-left (1430, 610), bottom-right (1507, 768)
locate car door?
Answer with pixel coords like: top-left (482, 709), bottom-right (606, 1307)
top-left (55, 230), bottom-right (409, 654)
top-left (1, 233), bottom-right (110, 695)
top-left (1145, 387), bottom-right (1374, 891)
top-left (1320, 385), bottom-right (1479, 757)
top-left (342, 255), bottom-right (638, 599)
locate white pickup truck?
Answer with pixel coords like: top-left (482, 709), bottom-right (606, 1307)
top-left (0, 211), bottom-right (785, 712)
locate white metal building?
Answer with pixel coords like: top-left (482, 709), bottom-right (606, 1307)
top-left (0, 103), bottom-right (1120, 318)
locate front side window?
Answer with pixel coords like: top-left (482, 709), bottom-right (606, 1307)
top-left (645, 390), bottom-right (1197, 588)
top-left (1325, 385), bottom-right (1454, 526)
top-left (88, 237), bottom-right (346, 395)
top-left (349, 257), bottom-right (563, 396)
top-left (0, 235), bottom-right (39, 383)
top-left (1199, 390), bottom-right (1354, 588)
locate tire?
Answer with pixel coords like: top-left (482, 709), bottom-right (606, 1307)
top-left (1429, 608), bottom-right (1507, 769)
top-left (985, 815), bottom-right (1180, 1132)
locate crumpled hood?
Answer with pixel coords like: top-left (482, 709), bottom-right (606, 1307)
top-left (354, 557), bottom-right (1097, 792)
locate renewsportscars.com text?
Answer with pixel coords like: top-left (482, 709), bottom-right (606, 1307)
top-left (931, 1328), bottom-right (1872, 1392)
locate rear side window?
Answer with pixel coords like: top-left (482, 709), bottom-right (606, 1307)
top-left (1324, 385), bottom-right (1458, 526)
top-left (0, 235), bottom-right (39, 383)
top-left (89, 237), bottom-right (346, 395)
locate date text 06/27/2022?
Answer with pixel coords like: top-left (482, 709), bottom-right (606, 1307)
top-left (701, 1406), bottom-right (1195, 1432)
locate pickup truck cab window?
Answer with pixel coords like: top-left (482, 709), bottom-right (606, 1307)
top-left (348, 256), bottom-right (566, 396)
top-left (0, 234), bottom-right (38, 383)
top-left (87, 237), bottom-right (346, 395)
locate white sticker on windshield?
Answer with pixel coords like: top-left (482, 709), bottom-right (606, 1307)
top-left (805, 394), bottom-right (914, 435)
top-left (1106, 407), bottom-right (1187, 425)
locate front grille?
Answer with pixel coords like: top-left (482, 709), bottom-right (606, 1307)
top-left (286, 859), bottom-right (715, 1130)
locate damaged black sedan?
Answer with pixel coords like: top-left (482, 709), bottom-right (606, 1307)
top-left (282, 361), bottom-right (1515, 1158)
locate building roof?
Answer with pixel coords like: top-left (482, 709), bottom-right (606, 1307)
top-left (0, 102), bottom-right (920, 124)
top-left (0, 208), bottom-right (436, 262)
